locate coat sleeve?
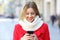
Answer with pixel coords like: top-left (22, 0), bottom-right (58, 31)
top-left (13, 24), bottom-right (20, 40)
top-left (35, 23), bottom-right (50, 40)
top-left (43, 24), bottom-right (50, 40)
top-left (13, 24), bottom-right (24, 40)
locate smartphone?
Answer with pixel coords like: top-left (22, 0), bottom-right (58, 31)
top-left (27, 31), bottom-right (34, 34)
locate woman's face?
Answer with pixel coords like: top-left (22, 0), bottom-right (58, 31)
top-left (25, 8), bottom-right (36, 22)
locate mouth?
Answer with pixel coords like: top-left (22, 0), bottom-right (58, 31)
top-left (28, 18), bottom-right (33, 20)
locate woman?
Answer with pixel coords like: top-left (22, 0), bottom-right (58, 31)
top-left (13, 1), bottom-right (50, 40)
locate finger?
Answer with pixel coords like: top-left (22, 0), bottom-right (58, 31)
top-left (30, 34), bottom-right (35, 37)
top-left (27, 38), bottom-right (33, 40)
top-left (24, 33), bottom-right (30, 36)
top-left (24, 36), bottom-right (32, 40)
top-left (31, 34), bottom-right (38, 40)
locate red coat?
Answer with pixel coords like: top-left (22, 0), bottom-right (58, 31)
top-left (13, 23), bottom-right (50, 40)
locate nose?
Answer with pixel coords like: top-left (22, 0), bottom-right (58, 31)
top-left (29, 14), bottom-right (32, 17)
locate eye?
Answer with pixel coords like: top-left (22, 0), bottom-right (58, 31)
top-left (31, 13), bottom-right (35, 15)
top-left (26, 13), bottom-right (29, 15)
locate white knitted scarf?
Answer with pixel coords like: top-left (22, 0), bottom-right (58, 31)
top-left (19, 16), bottom-right (43, 31)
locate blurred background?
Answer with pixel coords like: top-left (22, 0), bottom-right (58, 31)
top-left (0, 0), bottom-right (60, 40)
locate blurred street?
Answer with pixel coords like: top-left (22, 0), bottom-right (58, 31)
top-left (47, 21), bottom-right (60, 40)
top-left (0, 19), bottom-right (60, 40)
top-left (0, 18), bottom-right (18, 40)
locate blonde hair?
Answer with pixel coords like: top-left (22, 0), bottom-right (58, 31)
top-left (19, 1), bottom-right (40, 20)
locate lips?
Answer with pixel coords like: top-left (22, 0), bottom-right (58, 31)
top-left (28, 18), bottom-right (33, 20)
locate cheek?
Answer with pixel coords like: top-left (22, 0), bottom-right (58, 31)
top-left (25, 16), bottom-right (29, 19)
top-left (32, 15), bottom-right (36, 17)
top-left (32, 14), bottom-right (36, 18)
top-left (25, 15), bottom-right (28, 18)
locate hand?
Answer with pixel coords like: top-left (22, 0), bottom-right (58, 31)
top-left (30, 34), bottom-right (38, 40)
top-left (21, 33), bottom-right (35, 40)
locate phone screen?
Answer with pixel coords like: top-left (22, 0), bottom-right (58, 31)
top-left (27, 31), bottom-right (34, 34)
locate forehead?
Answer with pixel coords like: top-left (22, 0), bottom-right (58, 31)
top-left (26, 8), bottom-right (35, 13)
